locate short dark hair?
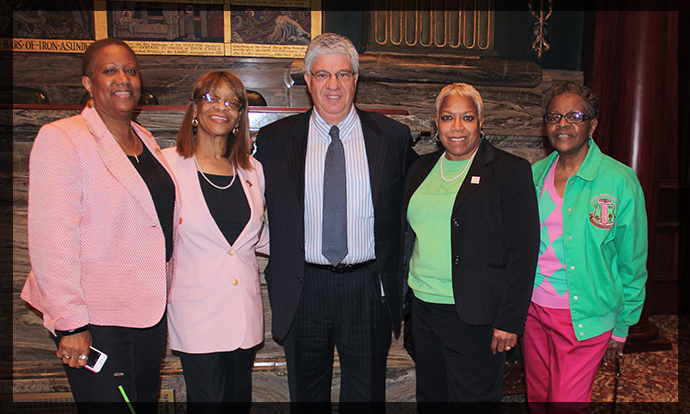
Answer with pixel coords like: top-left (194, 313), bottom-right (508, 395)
top-left (548, 81), bottom-right (599, 119)
top-left (176, 71), bottom-right (252, 171)
top-left (82, 38), bottom-right (137, 77)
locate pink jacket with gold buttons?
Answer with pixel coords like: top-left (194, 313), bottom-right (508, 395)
top-left (163, 148), bottom-right (268, 353)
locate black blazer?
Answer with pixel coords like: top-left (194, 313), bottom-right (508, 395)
top-left (255, 107), bottom-right (418, 341)
top-left (400, 139), bottom-right (540, 335)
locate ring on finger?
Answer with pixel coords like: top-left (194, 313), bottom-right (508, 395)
top-left (505, 346), bottom-right (511, 351)
top-left (63, 355), bottom-right (71, 359)
top-left (78, 355), bottom-right (88, 361)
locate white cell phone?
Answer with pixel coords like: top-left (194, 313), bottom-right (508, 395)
top-left (85, 346), bottom-right (108, 373)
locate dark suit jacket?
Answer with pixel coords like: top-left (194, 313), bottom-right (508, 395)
top-left (255, 107), bottom-right (418, 341)
top-left (400, 139), bottom-right (539, 335)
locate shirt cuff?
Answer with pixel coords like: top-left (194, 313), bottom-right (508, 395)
top-left (611, 334), bottom-right (627, 343)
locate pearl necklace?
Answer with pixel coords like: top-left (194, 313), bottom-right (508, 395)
top-left (440, 147), bottom-right (478, 182)
top-left (194, 154), bottom-right (236, 190)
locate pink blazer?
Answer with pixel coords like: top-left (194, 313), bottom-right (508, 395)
top-left (163, 148), bottom-right (268, 353)
top-left (21, 106), bottom-right (180, 335)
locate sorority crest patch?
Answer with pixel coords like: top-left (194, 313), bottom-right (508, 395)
top-left (589, 197), bottom-right (616, 229)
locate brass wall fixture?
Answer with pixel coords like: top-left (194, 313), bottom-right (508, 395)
top-left (529, 0), bottom-right (554, 58)
top-left (368, 1), bottom-right (494, 53)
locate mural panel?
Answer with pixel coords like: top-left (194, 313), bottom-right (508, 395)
top-left (6, 1), bottom-right (95, 53)
top-left (4, 0), bottom-right (321, 57)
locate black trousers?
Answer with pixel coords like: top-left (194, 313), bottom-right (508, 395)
top-left (412, 296), bottom-right (504, 414)
top-left (54, 315), bottom-right (167, 414)
top-left (283, 261), bottom-right (391, 411)
top-left (178, 347), bottom-right (255, 413)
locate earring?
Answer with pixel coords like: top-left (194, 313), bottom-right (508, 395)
top-left (434, 132), bottom-right (440, 142)
top-left (192, 117), bottom-right (198, 127)
top-left (588, 135), bottom-right (593, 139)
top-left (232, 125), bottom-right (239, 135)
top-left (86, 96), bottom-right (94, 108)
top-left (480, 132), bottom-right (485, 140)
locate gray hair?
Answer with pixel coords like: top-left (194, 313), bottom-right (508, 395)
top-left (304, 33), bottom-right (359, 74)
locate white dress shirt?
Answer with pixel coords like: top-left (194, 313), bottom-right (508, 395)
top-left (304, 106), bottom-right (376, 265)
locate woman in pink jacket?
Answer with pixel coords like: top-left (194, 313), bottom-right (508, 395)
top-left (21, 38), bottom-right (179, 413)
top-left (162, 71), bottom-right (268, 412)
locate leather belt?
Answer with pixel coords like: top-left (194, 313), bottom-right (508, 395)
top-left (306, 259), bottom-right (375, 273)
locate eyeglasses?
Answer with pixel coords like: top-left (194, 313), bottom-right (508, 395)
top-left (198, 93), bottom-right (242, 110)
top-left (310, 70), bottom-right (355, 83)
top-left (543, 112), bottom-right (591, 124)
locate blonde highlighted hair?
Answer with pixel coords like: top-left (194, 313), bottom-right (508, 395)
top-left (435, 83), bottom-right (484, 121)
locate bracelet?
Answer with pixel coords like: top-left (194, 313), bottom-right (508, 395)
top-left (57, 325), bottom-right (89, 336)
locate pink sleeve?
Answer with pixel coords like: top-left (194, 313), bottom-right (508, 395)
top-left (254, 158), bottom-right (269, 255)
top-left (22, 122), bottom-right (89, 335)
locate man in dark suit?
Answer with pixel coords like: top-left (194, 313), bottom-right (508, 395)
top-left (254, 33), bottom-right (418, 407)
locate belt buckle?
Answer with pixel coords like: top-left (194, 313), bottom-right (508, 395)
top-left (332, 263), bottom-right (351, 273)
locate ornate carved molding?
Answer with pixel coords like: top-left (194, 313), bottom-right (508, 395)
top-left (366, 1), bottom-right (494, 54)
top-left (529, 0), bottom-right (554, 58)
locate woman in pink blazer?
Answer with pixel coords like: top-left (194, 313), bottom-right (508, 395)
top-left (163, 71), bottom-right (268, 411)
top-left (21, 39), bottom-right (179, 412)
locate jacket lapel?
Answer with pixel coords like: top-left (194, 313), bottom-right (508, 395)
top-left (401, 149), bottom-right (441, 224)
top-left (404, 150), bottom-right (442, 210)
top-left (452, 139), bottom-right (494, 212)
top-left (179, 155), bottom-right (231, 246)
top-left (358, 108), bottom-right (387, 207)
top-left (83, 108), bottom-right (160, 226)
top-left (234, 166), bottom-right (260, 245)
top-left (285, 110), bottom-right (311, 211)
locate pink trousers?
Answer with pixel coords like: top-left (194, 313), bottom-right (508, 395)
top-left (521, 302), bottom-right (611, 414)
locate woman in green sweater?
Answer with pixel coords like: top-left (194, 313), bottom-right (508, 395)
top-left (400, 83), bottom-right (540, 411)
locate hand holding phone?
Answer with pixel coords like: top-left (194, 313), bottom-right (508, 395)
top-left (85, 346), bottom-right (108, 373)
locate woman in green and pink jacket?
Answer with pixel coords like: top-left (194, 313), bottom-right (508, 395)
top-left (522, 82), bottom-right (648, 413)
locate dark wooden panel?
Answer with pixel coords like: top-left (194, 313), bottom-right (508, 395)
top-left (651, 226), bottom-right (679, 276)
top-left (645, 281), bottom-right (680, 317)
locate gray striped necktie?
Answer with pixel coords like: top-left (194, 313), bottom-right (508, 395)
top-left (322, 125), bottom-right (348, 266)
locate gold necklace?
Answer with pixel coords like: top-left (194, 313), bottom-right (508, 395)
top-left (113, 128), bottom-right (140, 163)
top-left (439, 147), bottom-right (478, 182)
